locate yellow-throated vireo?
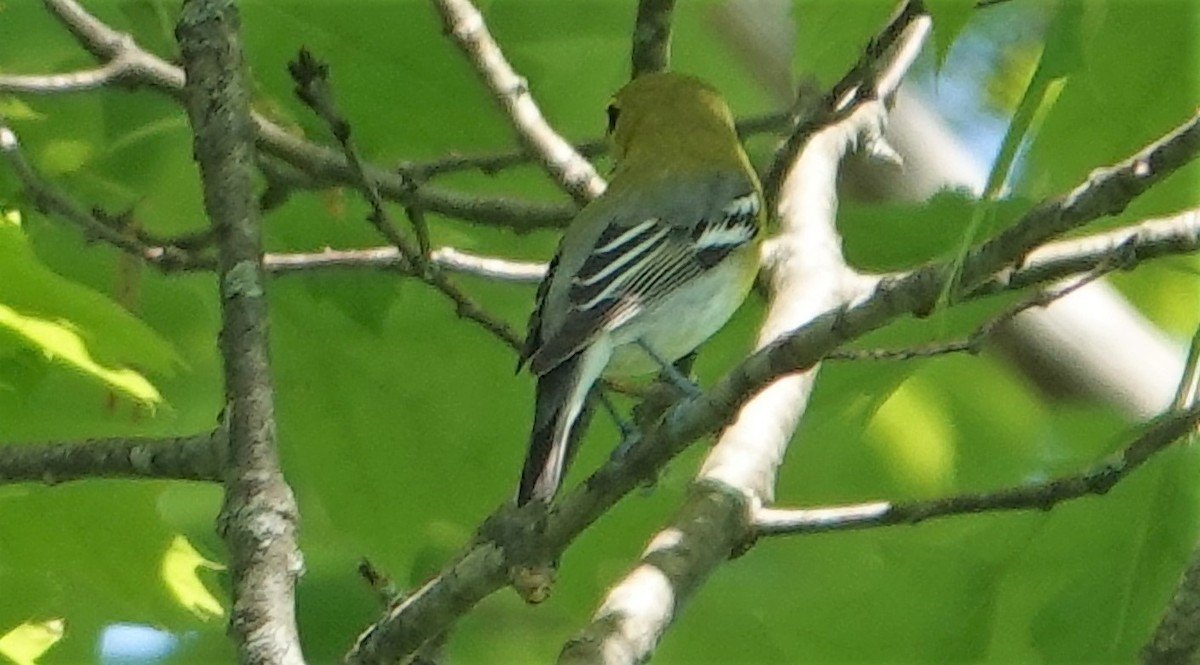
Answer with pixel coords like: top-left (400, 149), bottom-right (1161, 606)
top-left (517, 72), bottom-right (764, 505)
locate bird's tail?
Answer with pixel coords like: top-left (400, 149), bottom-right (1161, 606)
top-left (518, 354), bottom-right (594, 505)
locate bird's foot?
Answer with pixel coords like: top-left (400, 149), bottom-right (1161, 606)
top-left (635, 339), bottom-right (703, 399)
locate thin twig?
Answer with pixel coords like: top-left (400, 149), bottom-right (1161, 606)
top-left (755, 402), bottom-right (1200, 536)
top-left (399, 111), bottom-right (792, 180)
top-left (0, 432), bottom-right (222, 485)
top-left (259, 206), bottom-right (1194, 285)
top-left (826, 254), bottom-right (1124, 362)
top-left (288, 49), bottom-right (523, 351)
top-left (1172, 326), bottom-right (1200, 411)
top-left (761, 0), bottom-right (929, 204)
top-left (0, 54), bottom-right (136, 94)
top-left (0, 121), bottom-right (214, 271)
top-left (431, 0), bottom-right (605, 204)
top-left (969, 208), bottom-right (1200, 298)
top-left (33, 0), bottom-right (576, 232)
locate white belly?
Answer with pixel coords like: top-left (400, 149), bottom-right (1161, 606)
top-left (603, 250), bottom-right (755, 378)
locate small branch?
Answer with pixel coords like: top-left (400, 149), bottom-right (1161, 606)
top-left (432, 0), bottom-right (604, 204)
top-left (428, 246), bottom-right (544, 282)
top-left (0, 122), bottom-right (213, 271)
top-left (34, 0), bottom-right (575, 232)
top-left (271, 206), bottom-right (1196, 284)
top-left (0, 55), bottom-right (134, 94)
top-left (0, 432), bottom-right (222, 485)
top-left (969, 208), bottom-right (1200, 298)
top-left (827, 257), bottom-right (1120, 362)
top-left (630, 0), bottom-right (676, 78)
top-left (263, 245), bottom-right (546, 282)
top-left (399, 111), bottom-right (792, 180)
top-left (754, 402), bottom-right (1200, 536)
top-left (3, 112), bottom-right (555, 284)
top-left (715, 109), bottom-right (1200, 418)
top-left (406, 205), bottom-right (433, 257)
top-left (761, 0), bottom-right (929, 203)
top-left (30, 0), bottom-right (789, 219)
top-left (1174, 326), bottom-right (1200, 410)
top-left (288, 49), bottom-right (524, 352)
top-left (177, 1), bottom-right (304, 663)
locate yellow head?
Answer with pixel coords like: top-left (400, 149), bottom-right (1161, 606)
top-left (605, 73), bottom-right (744, 177)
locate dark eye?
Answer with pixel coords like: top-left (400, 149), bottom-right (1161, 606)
top-left (605, 104), bottom-right (620, 133)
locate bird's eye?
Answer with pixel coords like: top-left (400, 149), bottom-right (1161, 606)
top-left (605, 104), bottom-right (620, 134)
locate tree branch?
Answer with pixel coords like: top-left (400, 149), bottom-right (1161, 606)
top-left (432, 0), bottom-right (604, 204)
top-left (970, 208), bottom-right (1200, 298)
top-left (263, 245), bottom-right (546, 282)
top-left (32, 0), bottom-right (576, 232)
top-left (1142, 329), bottom-right (1200, 664)
top-left (398, 110), bottom-right (791, 180)
top-left (828, 256), bottom-right (1121, 363)
top-left (761, 0), bottom-right (928, 204)
top-left (559, 7), bottom-right (930, 662)
top-left (288, 49), bottom-right (525, 352)
top-left (0, 432), bottom-right (222, 485)
top-left (753, 402), bottom-right (1200, 537)
top-left (0, 121), bottom-right (213, 271)
top-left (176, 1), bottom-right (304, 662)
top-left (0, 54), bottom-right (137, 94)
top-left (630, 0), bottom-right (676, 78)
top-left (258, 206), bottom-right (1197, 285)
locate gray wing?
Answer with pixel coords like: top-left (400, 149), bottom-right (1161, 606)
top-left (527, 173), bottom-right (760, 376)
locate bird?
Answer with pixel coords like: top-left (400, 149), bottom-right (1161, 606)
top-left (516, 72), bottom-right (764, 505)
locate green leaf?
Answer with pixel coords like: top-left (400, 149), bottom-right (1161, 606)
top-left (926, 0), bottom-right (976, 67)
top-left (0, 212), bottom-right (179, 404)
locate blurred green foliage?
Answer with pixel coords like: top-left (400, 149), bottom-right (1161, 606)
top-left (0, 0), bottom-right (1197, 663)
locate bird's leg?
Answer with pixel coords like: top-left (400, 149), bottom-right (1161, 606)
top-left (635, 339), bottom-right (703, 398)
top-left (597, 389), bottom-right (637, 445)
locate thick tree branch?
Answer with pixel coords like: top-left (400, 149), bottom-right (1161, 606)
top-left (560, 8), bottom-right (930, 663)
top-left (0, 432), bottom-right (222, 485)
top-left (432, 0), bottom-right (604, 204)
top-left (176, 2), bottom-right (304, 663)
top-left (630, 0), bottom-right (676, 78)
top-left (753, 402), bottom-right (1200, 536)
